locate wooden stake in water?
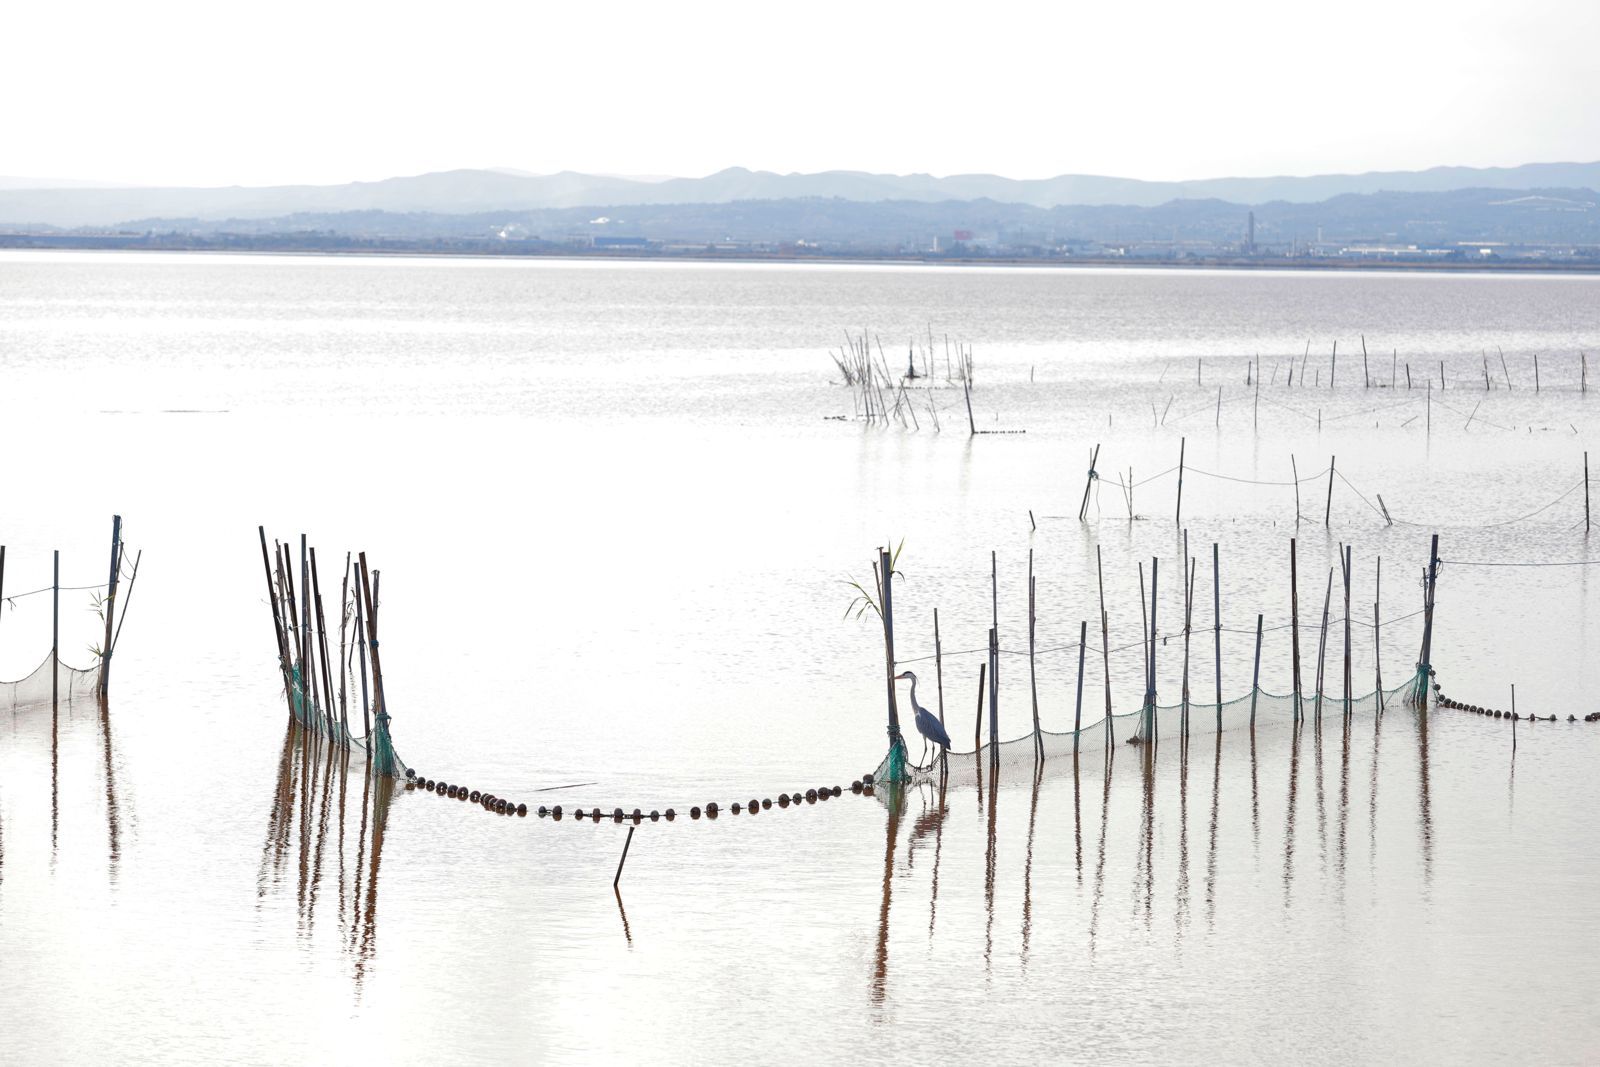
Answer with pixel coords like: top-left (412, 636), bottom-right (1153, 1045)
top-left (990, 551), bottom-right (999, 749)
top-left (934, 609), bottom-right (945, 732)
top-left (1074, 620), bottom-right (1087, 756)
top-left (1315, 568), bottom-right (1333, 722)
top-left (257, 527), bottom-right (295, 722)
top-left (614, 825), bottom-right (635, 889)
top-left (1097, 545), bottom-right (1113, 745)
top-left (1212, 542), bottom-right (1222, 729)
top-left (988, 626), bottom-right (1000, 755)
top-left (1291, 454), bottom-right (1301, 524)
top-left (1290, 538), bottom-right (1302, 722)
top-left (1535, 352), bottom-right (1540, 392)
top-left (1182, 556), bottom-right (1195, 737)
top-left (1079, 443), bottom-right (1100, 522)
top-left (973, 662), bottom-right (986, 752)
top-left (1250, 613), bottom-right (1263, 726)
top-left (1148, 557), bottom-right (1160, 744)
top-left (1499, 346), bottom-right (1512, 389)
top-left (1586, 452), bottom-right (1591, 534)
top-left (1342, 544), bottom-right (1353, 721)
top-left (99, 514), bottom-right (122, 698)
top-left (1325, 455), bottom-right (1336, 527)
top-left (1374, 556), bottom-right (1384, 709)
top-left (1331, 339), bottom-right (1337, 388)
top-left (1176, 437), bottom-right (1186, 528)
top-left (879, 548), bottom-right (901, 747)
top-left (1028, 558), bottom-right (1042, 763)
top-left (1361, 335), bottom-right (1369, 388)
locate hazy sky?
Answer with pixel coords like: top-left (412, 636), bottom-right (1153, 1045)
top-left (5, 0), bottom-right (1598, 187)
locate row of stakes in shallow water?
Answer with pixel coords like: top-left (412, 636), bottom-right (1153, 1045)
top-left (403, 767), bottom-right (883, 822)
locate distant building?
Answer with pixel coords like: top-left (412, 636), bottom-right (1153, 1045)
top-left (591, 236), bottom-right (652, 250)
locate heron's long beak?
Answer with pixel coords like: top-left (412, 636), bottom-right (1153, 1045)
top-left (893, 671), bottom-right (910, 681)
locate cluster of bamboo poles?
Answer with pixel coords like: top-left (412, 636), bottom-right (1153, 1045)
top-left (870, 533), bottom-right (1442, 781)
top-left (829, 328), bottom-right (975, 432)
top-left (255, 526), bottom-right (397, 777)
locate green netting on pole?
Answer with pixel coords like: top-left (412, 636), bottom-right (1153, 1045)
top-left (284, 662), bottom-right (408, 779)
top-left (872, 734), bottom-right (909, 784)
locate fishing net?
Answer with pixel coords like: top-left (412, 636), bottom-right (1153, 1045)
top-left (0, 652), bottom-right (102, 712)
top-left (874, 677), bottom-right (1413, 786)
top-left (284, 663), bottom-right (408, 780)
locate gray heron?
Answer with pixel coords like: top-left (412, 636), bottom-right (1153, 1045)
top-left (894, 670), bottom-right (951, 767)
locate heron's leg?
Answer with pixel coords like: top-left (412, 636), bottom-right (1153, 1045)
top-left (919, 737), bottom-right (929, 769)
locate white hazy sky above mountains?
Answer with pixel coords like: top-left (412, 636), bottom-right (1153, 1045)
top-left (5, 0), bottom-right (1598, 188)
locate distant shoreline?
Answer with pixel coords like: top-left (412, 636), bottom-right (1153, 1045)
top-left (3, 233), bottom-right (1599, 275)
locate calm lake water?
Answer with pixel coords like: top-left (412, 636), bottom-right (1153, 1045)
top-left (2, 252), bottom-right (1599, 1064)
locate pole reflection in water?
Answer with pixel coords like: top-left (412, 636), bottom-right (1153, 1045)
top-left (860, 702), bottom-right (1450, 1006)
top-left (1284, 721), bottom-right (1302, 906)
top-left (1206, 732), bottom-right (1221, 930)
top-left (98, 696), bottom-right (124, 883)
top-left (1416, 705), bottom-right (1434, 890)
top-left (904, 770), bottom-right (947, 940)
top-left (1088, 748), bottom-right (1112, 955)
top-left (258, 721), bottom-right (394, 990)
top-left (1020, 763), bottom-right (1040, 969)
top-left (869, 778), bottom-right (904, 1010)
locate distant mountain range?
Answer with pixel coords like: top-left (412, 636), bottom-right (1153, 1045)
top-left (4, 161), bottom-right (1600, 228)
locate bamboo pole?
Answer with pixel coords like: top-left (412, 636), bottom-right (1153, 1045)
top-left (1535, 352), bottom-right (1540, 392)
top-left (339, 553), bottom-right (350, 734)
top-left (1291, 454), bottom-right (1301, 524)
top-left (963, 377), bottom-right (976, 435)
top-left (1028, 557), bottom-right (1041, 763)
top-left (1212, 542), bottom-right (1222, 729)
top-left (1375, 555), bottom-right (1384, 710)
top-left (354, 569), bottom-right (371, 743)
top-left (973, 662), bottom-right (986, 751)
top-left (357, 553), bottom-right (393, 773)
top-left (1361, 335), bottom-right (1369, 388)
top-left (989, 551), bottom-right (998, 753)
top-left (1176, 437), bottom-right (1186, 527)
top-left (258, 527), bottom-right (296, 723)
top-left (1074, 620), bottom-right (1087, 756)
top-left (879, 548), bottom-right (901, 751)
top-left (1586, 452), bottom-right (1591, 534)
top-left (99, 515), bottom-right (122, 698)
top-left (1499, 347), bottom-right (1512, 389)
top-left (1342, 545), bottom-right (1353, 721)
top-left (1290, 537), bottom-right (1302, 722)
top-left (613, 825), bottom-right (635, 889)
top-left (1182, 557), bottom-right (1194, 737)
top-left (1331, 340), bottom-right (1337, 388)
top-left (1097, 545), bottom-right (1113, 745)
top-left (310, 547), bottom-right (342, 742)
top-left (1138, 561), bottom-right (1150, 726)
top-left (1250, 613), bottom-right (1263, 726)
top-left (1148, 557), bottom-right (1159, 744)
top-left (988, 627), bottom-right (999, 755)
top-left (1416, 534), bottom-right (1440, 708)
top-left (1315, 568), bottom-right (1332, 722)
top-left (934, 609), bottom-right (945, 732)
top-left (1079, 443), bottom-right (1100, 522)
top-left (1325, 455), bottom-right (1336, 527)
